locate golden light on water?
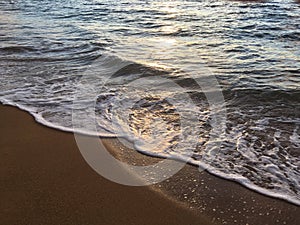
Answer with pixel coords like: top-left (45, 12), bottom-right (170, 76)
top-left (138, 37), bottom-right (179, 70)
top-left (160, 6), bottom-right (180, 14)
top-left (153, 37), bottom-right (177, 45)
top-left (160, 25), bottom-right (181, 35)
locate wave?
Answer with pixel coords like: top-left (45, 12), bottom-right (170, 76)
top-left (1, 53), bottom-right (299, 206)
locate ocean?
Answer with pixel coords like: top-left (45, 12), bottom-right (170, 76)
top-left (0, 0), bottom-right (299, 205)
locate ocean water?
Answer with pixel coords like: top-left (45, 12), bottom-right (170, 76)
top-left (0, 0), bottom-right (299, 205)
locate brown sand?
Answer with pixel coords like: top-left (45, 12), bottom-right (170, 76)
top-left (0, 105), bottom-right (211, 225)
top-left (1, 105), bottom-right (299, 225)
top-left (104, 138), bottom-right (300, 225)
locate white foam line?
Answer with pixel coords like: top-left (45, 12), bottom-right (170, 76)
top-left (1, 98), bottom-right (299, 206)
top-left (0, 98), bottom-right (116, 137)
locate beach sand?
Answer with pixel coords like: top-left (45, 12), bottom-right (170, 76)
top-left (0, 105), bottom-right (211, 225)
top-left (104, 140), bottom-right (300, 225)
top-left (1, 105), bottom-right (299, 225)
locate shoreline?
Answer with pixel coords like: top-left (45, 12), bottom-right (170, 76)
top-left (1, 104), bottom-right (299, 225)
top-left (0, 104), bottom-right (211, 225)
top-left (103, 138), bottom-right (300, 225)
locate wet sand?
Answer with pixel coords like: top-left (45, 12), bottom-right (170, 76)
top-left (1, 104), bottom-right (299, 225)
top-left (104, 138), bottom-right (300, 225)
top-left (0, 105), bottom-right (211, 225)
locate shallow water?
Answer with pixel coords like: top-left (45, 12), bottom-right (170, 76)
top-left (0, 0), bottom-right (299, 205)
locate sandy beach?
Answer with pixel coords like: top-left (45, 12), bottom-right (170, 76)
top-left (0, 105), bottom-right (211, 225)
top-left (1, 104), bottom-right (299, 225)
top-left (1, 1), bottom-right (300, 224)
